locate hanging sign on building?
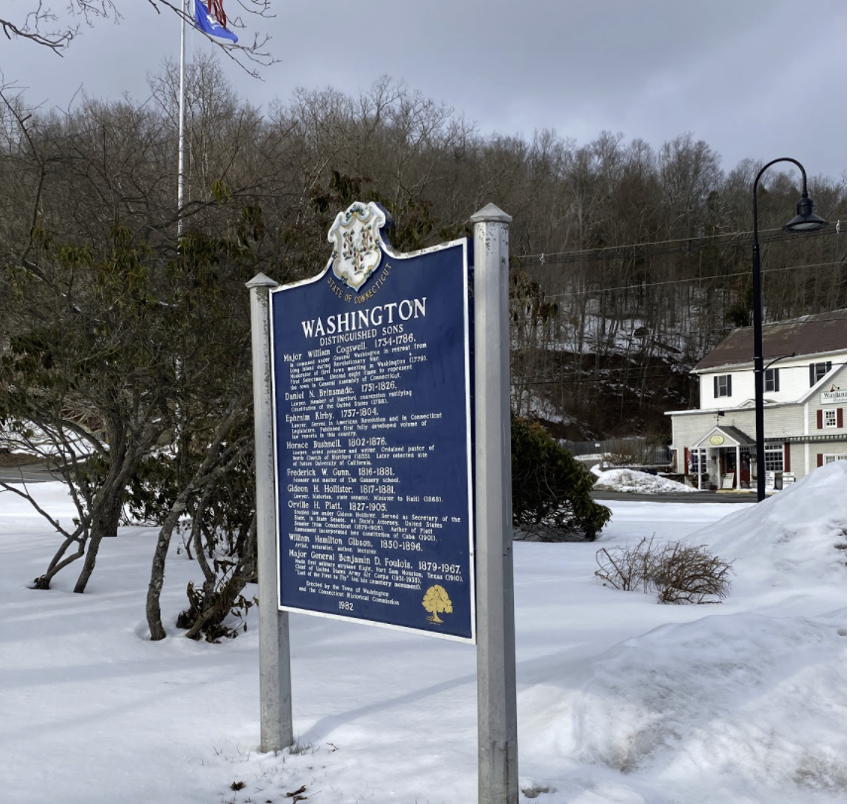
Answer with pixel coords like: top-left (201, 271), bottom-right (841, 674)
top-left (820, 387), bottom-right (846, 405)
top-left (269, 202), bottom-right (475, 642)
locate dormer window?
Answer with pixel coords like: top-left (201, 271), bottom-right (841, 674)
top-left (764, 368), bottom-right (780, 393)
top-left (809, 361), bottom-right (832, 386)
top-left (713, 374), bottom-right (732, 398)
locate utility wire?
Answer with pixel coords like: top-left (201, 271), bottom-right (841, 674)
top-left (511, 310), bottom-right (846, 339)
top-left (516, 373), bottom-right (696, 386)
top-left (515, 222), bottom-right (843, 266)
top-left (512, 260), bottom-right (846, 300)
top-left (516, 361), bottom-right (848, 386)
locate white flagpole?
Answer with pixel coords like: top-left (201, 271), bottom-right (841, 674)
top-left (177, 0), bottom-right (187, 238)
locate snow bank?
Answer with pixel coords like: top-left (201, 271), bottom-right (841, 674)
top-left (525, 609), bottom-right (846, 802)
top-left (519, 462), bottom-right (847, 803)
top-left (592, 466), bottom-right (701, 494)
top-left (684, 461), bottom-right (848, 593)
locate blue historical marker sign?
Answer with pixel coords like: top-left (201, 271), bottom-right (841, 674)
top-left (270, 202), bottom-right (475, 641)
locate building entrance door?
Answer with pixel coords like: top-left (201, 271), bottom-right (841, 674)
top-left (719, 448), bottom-right (751, 489)
top-left (739, 450), bottom-right (751, 487)
top-left (720, 450), bottom-right (736, 488)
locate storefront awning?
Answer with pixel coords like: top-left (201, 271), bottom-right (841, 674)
top-left (783, 433), bottom-right (847, 444)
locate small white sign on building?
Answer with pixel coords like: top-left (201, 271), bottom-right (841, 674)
top-left (820, 388), bottom-right (847, 405)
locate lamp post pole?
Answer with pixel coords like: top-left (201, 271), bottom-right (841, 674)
top-left (751, 158), bottom-right (826, 502)
top-left (751, 188), bottom-right (766, 503)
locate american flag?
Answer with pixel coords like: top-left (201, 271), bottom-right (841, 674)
top-left (207, 0), bottom-right (227, 28)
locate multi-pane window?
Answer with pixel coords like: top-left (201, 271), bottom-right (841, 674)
top-left (713, 374), bottom-right (732, 398)
top-left (825, 455), bottom-right (847, 464)
top-left (763, 441), bottom-right (784, 472)
top-left (764, 368), bottom-right (780, 393)
top-left (809, 361), bottom-right (833, 386)
top-left (818, 408), bottom-right (844, 429)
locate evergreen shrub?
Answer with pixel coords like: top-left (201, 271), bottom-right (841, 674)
top-left (511, 414), bottom-right (611, 541)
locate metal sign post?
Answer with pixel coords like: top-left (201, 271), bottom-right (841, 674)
top-left (247, 273), bottom-right (294, 753)
top-left (471, 204), bottom-right (519, 804)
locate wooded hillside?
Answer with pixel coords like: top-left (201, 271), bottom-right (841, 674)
top-left (2, 62), bottom-right (845, 441)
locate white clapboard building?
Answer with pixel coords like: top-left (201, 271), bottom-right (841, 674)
top-left (667, 310), bottom-right (846, 491)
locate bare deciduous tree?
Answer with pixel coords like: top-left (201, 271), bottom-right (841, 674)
top-left (2, 1), bottom-right (275, 76)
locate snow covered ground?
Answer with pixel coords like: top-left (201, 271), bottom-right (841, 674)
top-left (1, 463), bottom-right (845, 804)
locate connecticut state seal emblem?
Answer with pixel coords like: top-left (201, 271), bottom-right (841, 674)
top-left (327, 202), bottom-right (387, 291)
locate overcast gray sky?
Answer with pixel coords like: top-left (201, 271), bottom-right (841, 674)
top-left (4, 0), bottom-right (847, 180)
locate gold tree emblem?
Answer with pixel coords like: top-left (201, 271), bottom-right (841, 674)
top-left (422, 585), bottom-right (453, 624)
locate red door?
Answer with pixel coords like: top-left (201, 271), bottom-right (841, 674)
top-left (739, 451), bottom-right (751, 487)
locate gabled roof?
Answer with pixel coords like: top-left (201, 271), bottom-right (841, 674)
top-left (694, 310), bottom-right (847, 372)
top-left (693, 424), bottom-right (755, 448)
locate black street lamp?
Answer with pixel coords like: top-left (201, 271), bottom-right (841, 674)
top-left (752, 158), bottom-right (827, 502)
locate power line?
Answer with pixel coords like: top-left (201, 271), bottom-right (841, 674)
top-left (511, 311), bottom-right (846, 342)
top-left (511, 260), bottom-right (846, 300)
top-left (516, 361), bottom-right (848, 386)
top-left (514, 222), bottom-right (843, 266)
top-left (516, 373), bottom-right (693, 386)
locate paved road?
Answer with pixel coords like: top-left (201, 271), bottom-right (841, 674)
top-left (0, 463), bottom-right (62, 484)
top-left (591, 490), bottom-right (756, 504)
top-left (1, 462), bottom-right (758, 504)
